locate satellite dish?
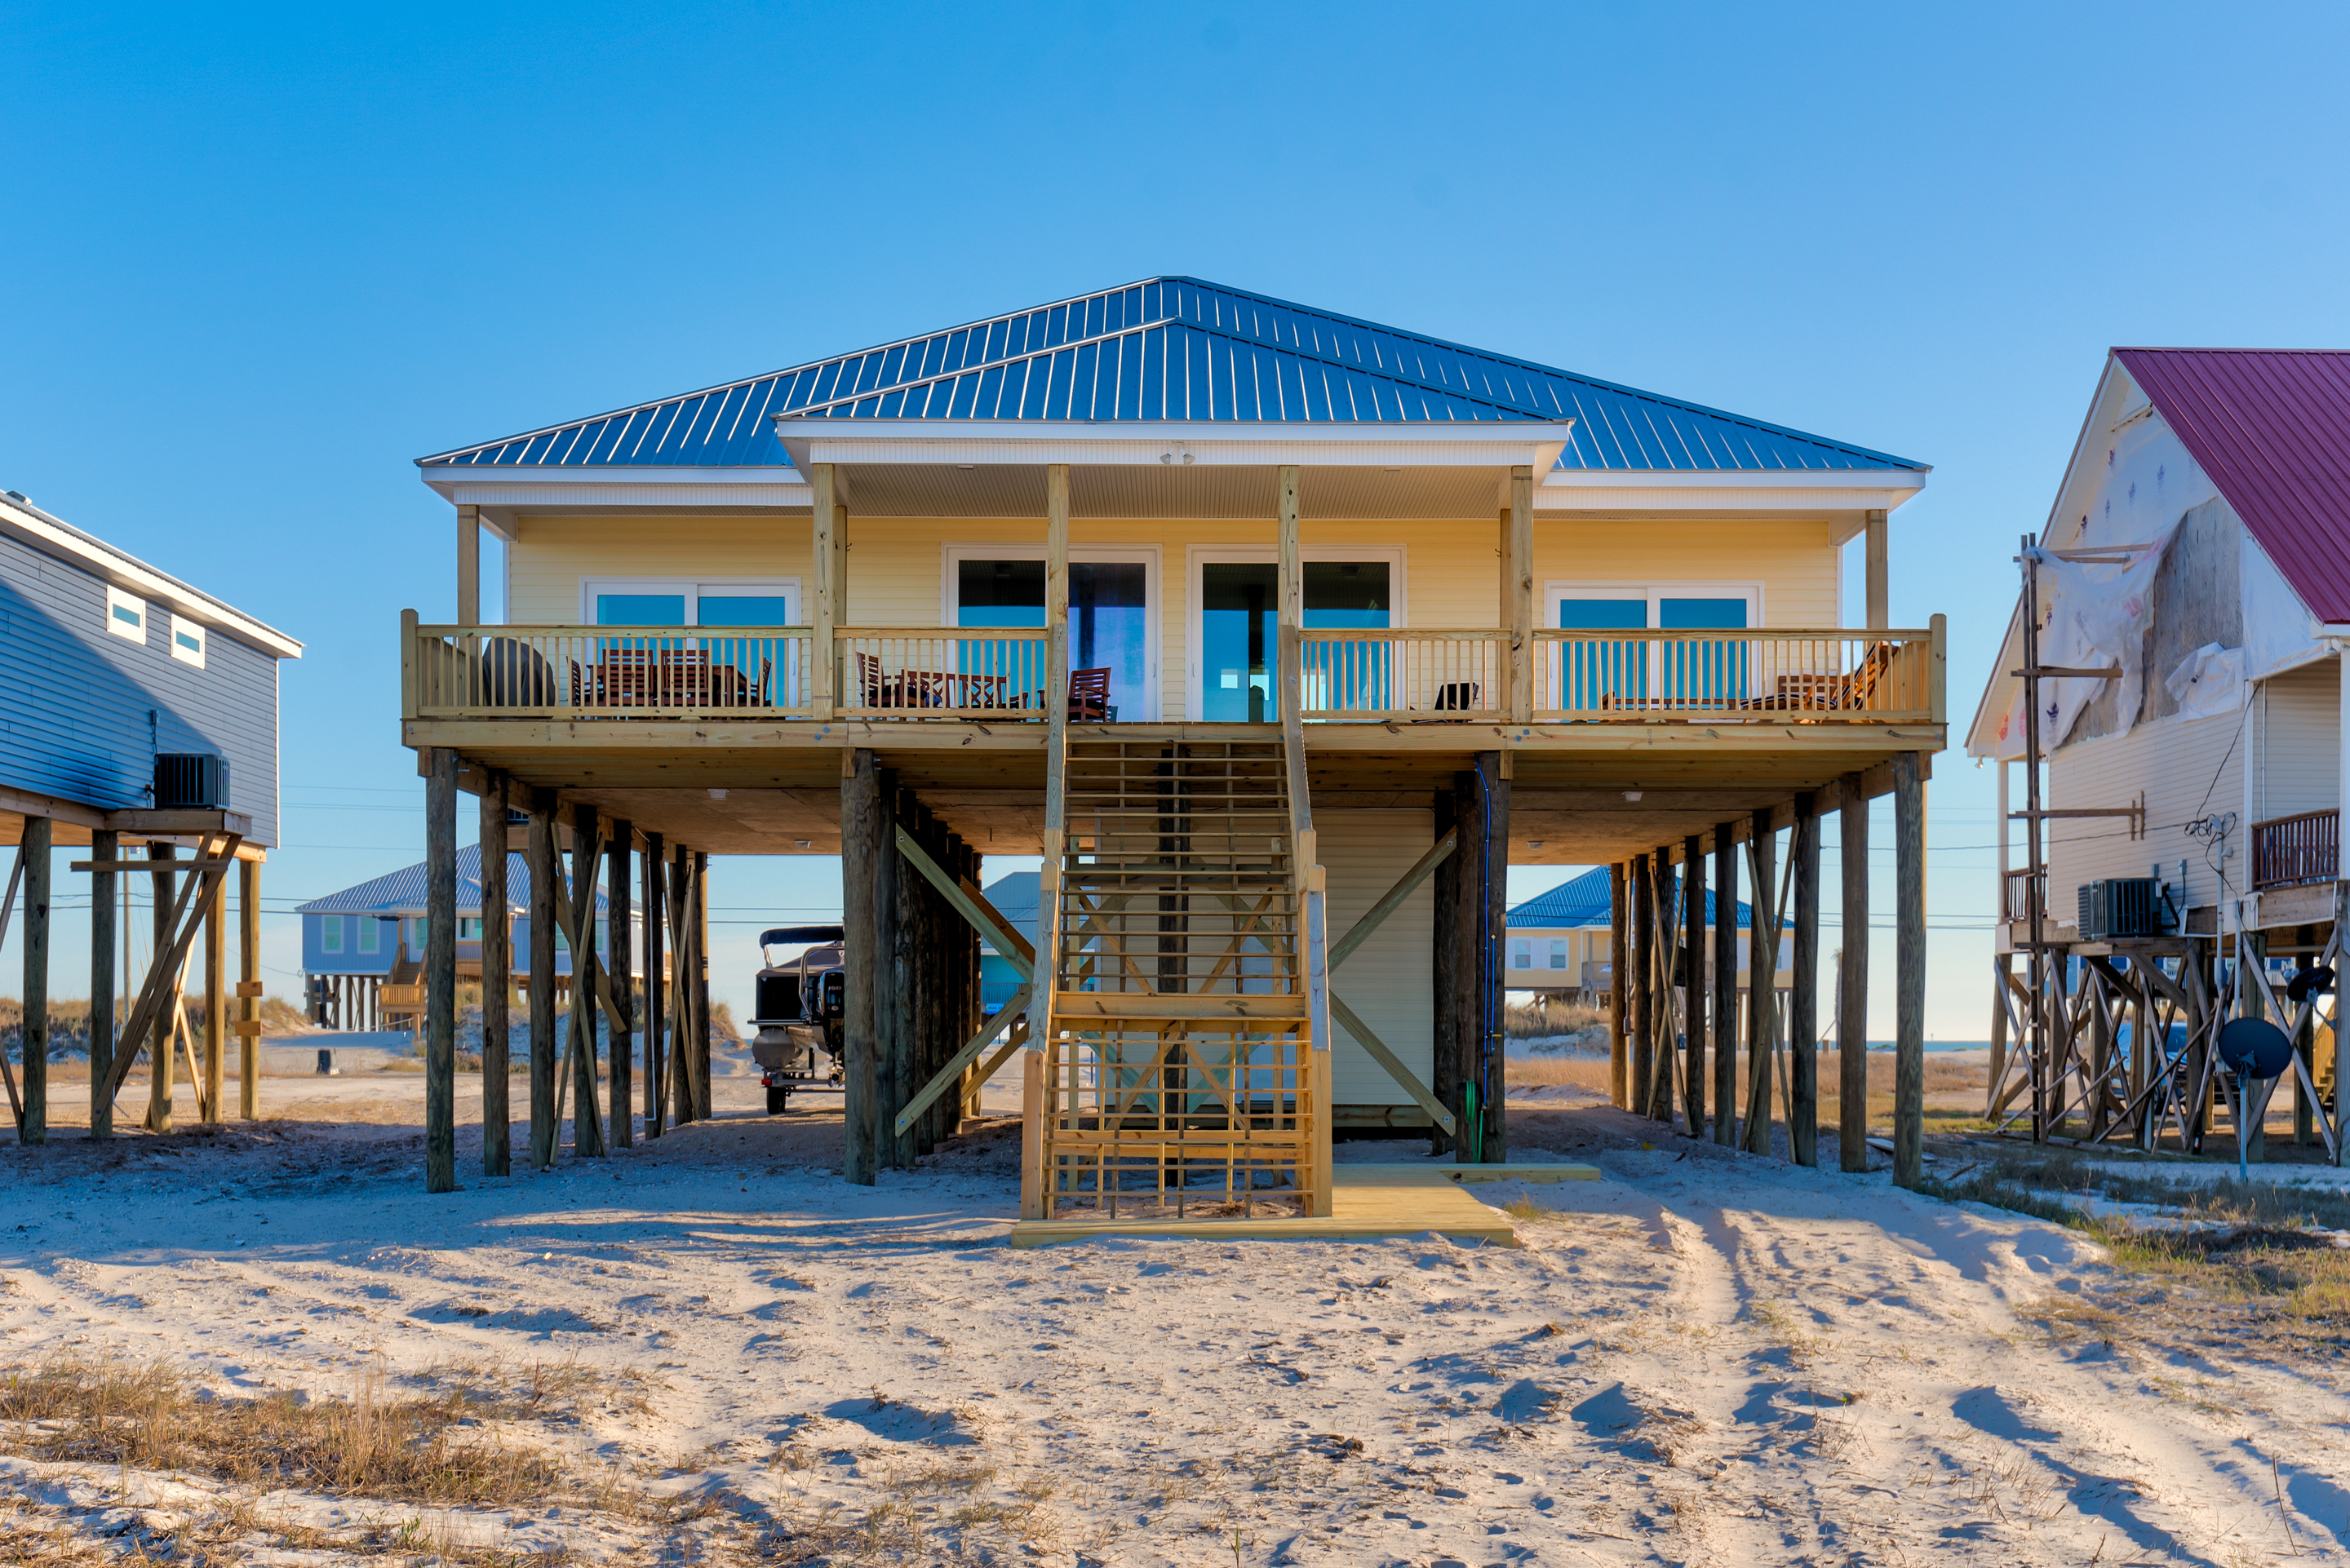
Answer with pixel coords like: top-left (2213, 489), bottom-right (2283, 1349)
top-left (2216, 1017), bottom-right (2294, 1080)
top-left (2286, 964), bottom-right (2335, 1003)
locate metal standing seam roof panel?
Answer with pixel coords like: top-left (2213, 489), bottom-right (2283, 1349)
top-left (1503, 866), bottom-right (1762, 930)
top-left (419, 277), bottom-right (1925, 475)
top-left (2112, 348), bottom-right (2350, 625)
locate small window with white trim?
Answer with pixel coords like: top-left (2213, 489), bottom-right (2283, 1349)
top-left (105, 585), bottom-right (147, 642)
top-left (358, 918), bottom-right (381, 955)
top-left (169, 614), bottom-right (206, 667)
top-left (321, 915), bottom-right (344, 955)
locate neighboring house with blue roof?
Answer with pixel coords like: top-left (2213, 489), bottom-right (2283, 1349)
top-left (1506, 867), bottom-right (1789, 1001)
top-left (297, 844), bottom-right (639, 1028)
top-left (395, 273), bottom-right (1941, 1177)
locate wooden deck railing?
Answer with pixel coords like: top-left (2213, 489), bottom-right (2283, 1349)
top-left (2252, 808), bottom-right (2339, 890)
top-left (2002, 867), bottom-right (2046, 923)
top-left (404, 618), bottom-right (1944, 726)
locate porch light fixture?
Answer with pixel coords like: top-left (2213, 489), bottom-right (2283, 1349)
top-left (708, 788), bottom-right (729, 800)
top-left (794, 839), bottom-right (812, 849)
top-left (1622, 791), bottom-right (1643, 803)
top-left (956, 463), bottom-right (975, 470)
top-left (1528, 839), bottom-right (1545, 849)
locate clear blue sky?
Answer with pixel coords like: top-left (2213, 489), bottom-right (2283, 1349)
top-left (5, 2), bottom-right (2346, 1034)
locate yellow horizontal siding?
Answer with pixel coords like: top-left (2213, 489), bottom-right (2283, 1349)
top-left (507, 516), bottom-right (814, 624)
top-left (1320, 811), bottom-right (1434, 1105)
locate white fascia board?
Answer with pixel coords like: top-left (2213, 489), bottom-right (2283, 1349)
top-left (419, 465), bottom-right (814, 513)
top-left (0, 496), bottom-right (303, 659)
top-left (770, 418), bottom-right (1576, 473)
top-left (1537, 467), bottom-right (1927, 517)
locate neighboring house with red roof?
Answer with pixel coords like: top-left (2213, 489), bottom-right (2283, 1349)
top-left (1969, 348), bottom-right (2350, 943)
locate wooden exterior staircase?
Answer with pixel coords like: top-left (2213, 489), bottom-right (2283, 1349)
top-left (1022, 728), bottom-right (1333, 1220)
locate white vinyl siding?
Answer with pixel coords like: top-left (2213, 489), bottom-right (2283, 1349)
top-left (2046, 708), bottom-right (2245, 921)
top-left (2254, 658), bottom-right (2339, 824)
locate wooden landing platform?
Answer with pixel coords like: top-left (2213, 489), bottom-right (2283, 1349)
top-left (1006, 1162), bottom-right (1597, 1249)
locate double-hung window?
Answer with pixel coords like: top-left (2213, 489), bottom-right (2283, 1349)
top-left (321, 915), bottom-right (344, 955)
top-left (1546, 582), bottom-right (1760, 711)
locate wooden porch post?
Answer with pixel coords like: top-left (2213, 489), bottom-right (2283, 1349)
top-left (238, 857), bottom-right (260, 1122)
top-left (456, 504), bottom-right (481, 627)
top-left (1840, 775), bottom-right (1871, 1171)
top-left (1894, 751), bottom-right (1927, 1187)
top-left (1864, 508), bottom-right (1889, 630)
top-left (607, 822), bottom-right (633, 1148)
top-left (1629, 851), bottom-right (1652, 1120)
top-left (1683, 832), bottom-right (1707, 1139)
top-left (1790, 791), bottom-right (1821, 1167)
top-left (89, 828), bottom-right (116, 1140)
top-left (842, 749), bottom-right (883, 1185)
top-left (1278, 464), bottom-right (1302, 723)
top-left (147, 844), bottom-right (175, 1132)
top-left (480, 773), bottom-right (510, 1176)
top-left (20, 817), bottom-right (48, 1143)
top-left (424, 746), bottom-right (457, 1194)
top-left (810, 465), bottom-right (836, 720)
top-left (1047, 464), bottom-right (1071, 721)
top-left (1504, 467), bottom-right (1533, 722)
top-left (1713, 827), bottom-right (1738, 1145)
top-left (643, 831), bottom-right (665, 1138)
top-left (1744, 808), bottom-right (1779, 1155)
top-left (1607, 862), bottom-right (1627, 1109)
top-left (527, 788), bottom-right (558, 1167)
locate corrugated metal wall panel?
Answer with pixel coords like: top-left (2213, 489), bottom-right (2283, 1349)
top-left (0, 532), bottom-right (280, 844)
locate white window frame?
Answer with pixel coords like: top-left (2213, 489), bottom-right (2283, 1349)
top-left (1549, 938), bottom-right (1568, 970)
top-left (459, 915), bottom-right (484, 941)
top-left (104, 584), bottom-right (147, 643)
top-left (169, 614), bottom-right (206, 667)
top-left (1185, 545), bottom-right (1408, 720)
top-left (940, 543), bottom-right (1163, 721)
top-left (358, 917), bottom-right (381, 955)
top-left (576, 578), bottom-right (804, 626)
top-left (321, 915), bottom-right (344, 955)
top-left (1544, 579), bottom-right (1764, 703)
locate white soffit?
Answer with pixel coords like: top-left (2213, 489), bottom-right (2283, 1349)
top-left (1538, 467), bottom-right (1926, 518)
top-left (771, 418), bottom-right (1577, 473)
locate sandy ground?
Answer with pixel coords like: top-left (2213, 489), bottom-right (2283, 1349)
top-left (2, 1062), bottom-right (2346, 1565)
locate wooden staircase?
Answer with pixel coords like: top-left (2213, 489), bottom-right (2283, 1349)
top-left (1025, 730), bottom-right (1333, 1220)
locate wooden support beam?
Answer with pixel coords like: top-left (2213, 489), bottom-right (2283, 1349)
top-left (1433, 790), bottom-right (1463, 1147)
top-left (1329, 988), bottom-right (1457, 1133)
top-left (663, 843), bottom-right (693, 1126)
top-left (1713, 828), bottom-right (1737, 1145)
top-left (894, 822), bottom-right (1033, 981)
top-left (1744, 807), bottom-right (1779, 1155)
top-left (1629, 849), bottom-right (1653, 1124)
top-left (643, 831), bottom-right (665, 1139)
top-left (567, 802), bottom-right (606, 1157)
top-left (238, 857), bottom-right (259, 1122)
top-left (1607, 862), bottom-right (1629, 1110)
top-left (1647, 849), bottom-right (1677, 1126)
top-left (1790, 791), bottom-right (1821, 1167)
top-left (1332, 829), bottom-right (1456, 972)
top-left (424, 749), bottom-right (458, 1193)
top-left (19, 819), bottom-right (48, 1142)
top-left (480, 775), bottom-right (510, 1174)
top-left (607, 822), bottom-right (633, 1148)
top-left (1894, 751), bottom-right (1926, 1187)
top-left (91, 830), bottom-right (116, 1138)
top-left (1504, 467), bottom-right (1535, 722)
top-left (527, 789), bottom-right (558, 1167)
top-left (202, 863), bottom-right (224, 1125)
top-left (456, 505), bottom-right (481, 627)
top-left (1839, 775), bottom-right (1870, 1171)
top-left (694, 851), bottom-right (712, 1117)
top-left (895, 982), bottom-right (1028, 1136)
top-left (1683, 831), bottom-right (1707, 1140)
top-left (145, 844), bottom-right (178, 1131)
top-left (809, 465), bottom-right (836, 720)
top-left (1475, 753), bottom-right (1508, 1163)
top-left (841, 749), bottom-right (883, 1185)
top-left (1864, 508), bottom-right (1889, 630)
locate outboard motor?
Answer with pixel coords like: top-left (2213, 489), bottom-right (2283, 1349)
top-left (751, 924), bottom-right (847, 1114)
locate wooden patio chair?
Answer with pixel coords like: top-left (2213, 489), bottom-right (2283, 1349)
top-left (1069, 667), bottom-right (1116, 722)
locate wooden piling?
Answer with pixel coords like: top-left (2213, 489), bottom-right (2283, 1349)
top-left (147, 844), bottom-right (175, 1133)
top-left (239, 857), bottom-right (259, 1122)
top-left (1683, 832), bottom-right (1707, 1140)
top-left (202, 866), bottom-right (224, 1125)
top-left (843, 750), bottom-right (882, 1184)
top-left (607, 822), bottom-right (633, 1148)
top-left (1790, 791), bottom-right (1821, 1167)
top-left (1629, 851), bottom-right (1652, 1121)
top-left (1744, 807), bottom-right (1778, 1156)
top-left (1607, 862), bottom-right (1628, 1109)
top-left (527, 789), bottom-right (558, 1167)
top-left (1893, 752), bottom-right (1926, 1188)
top-left (20, 817), bottom-right (48, 1143)
top-left (693, 851), bottom-right (711, 1115)
top-left (424, 746), bottom-right (458, 1194)
top-left (480, 773), bottom-right (510, 1176)
top-left (568, 802), bottom-right (605, 1158)
top-left (1839, 774), bottom-right (1871, 1172)
top-left (1476, 752), bottom-right (1508, 1163)
top-left (1432, 790), bottom-right (1461, 1149)
top-left (1647, 850), bottom-right (1675, 1126)
top-left (643, 831), bottom-right (665, 1138)
top-left (1713, 829), bottom-right (1736, 1145)
top-left (90, 828), bottom-right (116, 1140)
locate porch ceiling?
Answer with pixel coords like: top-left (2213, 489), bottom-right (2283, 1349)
top-left (822, 461), bottom-right (1528, 520)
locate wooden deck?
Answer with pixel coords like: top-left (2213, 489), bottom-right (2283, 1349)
top-left (1005, 1162), bottom-right (1600, 1249)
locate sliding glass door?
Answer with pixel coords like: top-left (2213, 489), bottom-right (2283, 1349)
top-left (1550, 584), bottom-right (1758, 711)
top-left (949, 550), bottom-right (1157, 719)
top-left (1192, 551), bottom-right (1398, 720)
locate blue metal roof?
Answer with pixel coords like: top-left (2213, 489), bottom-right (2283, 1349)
top-left (419, 277), bottom-right (1924, 475)
top-left (1507, 867), bottom-right (1758, 930)
top-left (295, 846), bottom-right (605, 917)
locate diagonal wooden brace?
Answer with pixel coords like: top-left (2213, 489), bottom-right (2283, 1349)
top-left (894, 982), bottom-right (1031, 1136)
top-left (1328, 828), bottom-right (1455, 972)
top-left (101, 833), bottom-right (242, 1103)
top-left (1328, 989), bottom-right (1456, 1134)
top-left (894, 824), bottom-right (1034, 979)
